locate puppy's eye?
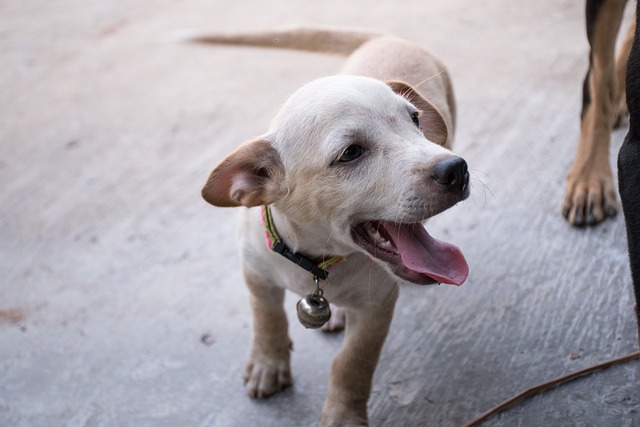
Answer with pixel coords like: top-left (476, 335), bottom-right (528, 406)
top-left (338, 145), bottom-right (365, 163)
top-left (411, 111), bottom-right (420, 128)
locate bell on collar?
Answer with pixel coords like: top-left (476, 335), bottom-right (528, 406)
top-left (296, 292), bottom-right (331, 329)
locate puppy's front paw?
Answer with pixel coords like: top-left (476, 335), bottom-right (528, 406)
top-left (243, 356), bottom-right (292, 398)
top-left (321, 304), bottom-right (346, 332)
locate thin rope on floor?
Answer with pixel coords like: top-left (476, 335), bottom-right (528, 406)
top-left (462, 350), bottom-right (640, 427)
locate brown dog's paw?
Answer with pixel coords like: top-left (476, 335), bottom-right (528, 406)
top-left (321, 304), bottom-right (346, 333)
top-left (562, 171), bottom-right (617, 226)
top-left (243, 357), bottom-right (292, 398)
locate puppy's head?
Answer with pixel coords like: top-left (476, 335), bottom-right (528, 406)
top-left (203, 76), bottom-right (469, 286)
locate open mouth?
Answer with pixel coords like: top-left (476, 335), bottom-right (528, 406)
top-left (351, 221), bottom-right (469, 286)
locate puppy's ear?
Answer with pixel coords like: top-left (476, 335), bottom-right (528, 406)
top-left (386, 80), bottom-right (449, 146)
top-left (201, 139), bottom-right (285, 207)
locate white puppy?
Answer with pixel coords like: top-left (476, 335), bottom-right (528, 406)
top-left (198, 27), bottom-right (470, 426)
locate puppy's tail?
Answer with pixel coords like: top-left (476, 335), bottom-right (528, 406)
top-left (174, 26), bottom-right (384, 56)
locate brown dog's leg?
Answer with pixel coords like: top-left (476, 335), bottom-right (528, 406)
top-left (319, 290), bottom-right (398, 427)
top-left (242, 264), bottom-right (293, 398)
top-left (615, 15), bottom-right (636, 127)
top-left (563, 0), bottom-right (627, 226)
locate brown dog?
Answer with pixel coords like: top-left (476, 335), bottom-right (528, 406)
top-left (195, 27), bottom-right (469, 426)
top-left (563, 0), bottom-right (640, 363)
top-left (562, 0), bottom-right (635, 226)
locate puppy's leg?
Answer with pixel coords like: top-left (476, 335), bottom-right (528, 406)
top-left (320, 290), bottom-right (398, 427)
top-left (321, 304), bottom-right (346, 332)
top-left (242, 264), bottom-right (292, 398)
top-left (614, 16), bottom-right (636, 127)
top-left (619, 0), bottom-right (640, 343)
top-left (563, 0), bottom-right (627, 226)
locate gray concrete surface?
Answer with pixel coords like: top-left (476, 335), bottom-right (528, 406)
top-left (1, 1), bottom-right (639, 426)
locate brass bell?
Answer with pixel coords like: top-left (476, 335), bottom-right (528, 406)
top-left (296, 293), bottom-right (331, 329)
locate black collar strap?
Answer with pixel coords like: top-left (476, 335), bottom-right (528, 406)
top-left (261, 205), bottom-right (345, 280)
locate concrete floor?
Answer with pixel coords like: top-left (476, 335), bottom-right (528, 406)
top-left (1, 1), bottom-right (639, 426)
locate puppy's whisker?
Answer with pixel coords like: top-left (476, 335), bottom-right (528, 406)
top-left (322, 228), bottom-right (337, 261)
top-left (470, 168), bottom-right (491, 180)
top-left (414, 69), bottom-right (446, 89)
top-left (469, 170), bottom-right (495, 208)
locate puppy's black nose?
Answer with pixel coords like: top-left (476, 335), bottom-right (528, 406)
top-left (432, 156), bottom-right (469, 193)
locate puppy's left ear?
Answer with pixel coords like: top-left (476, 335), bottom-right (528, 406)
top-left (201, 138), bottom-right (285, 207)
top-left (386, 80), bottom-right (449, 146)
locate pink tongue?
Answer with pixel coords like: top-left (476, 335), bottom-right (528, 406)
top-left (383, 222), bottom-right (469, 285)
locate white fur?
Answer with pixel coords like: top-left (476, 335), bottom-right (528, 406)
top-left (200, 29), bottom-right (467, 426)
